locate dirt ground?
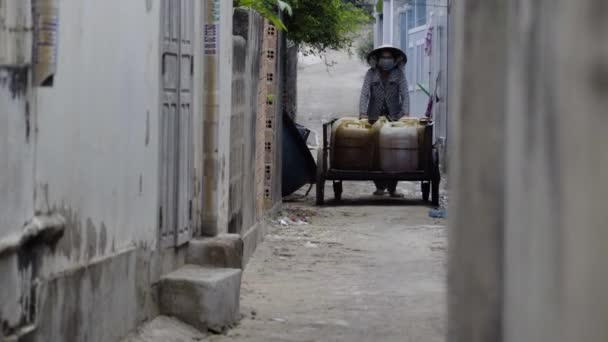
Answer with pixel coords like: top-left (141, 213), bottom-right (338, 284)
top-left (209, 47), bottom-right (447, 342)
top-left (209, 181), bottom-right (447, 342)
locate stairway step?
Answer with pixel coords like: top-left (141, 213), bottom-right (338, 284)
top-left (187, 234), bottom-right (244, 269)
top-left (121, 316), bottom-right (205, 342)
top-left (159, 265), bottom-right (242, 333)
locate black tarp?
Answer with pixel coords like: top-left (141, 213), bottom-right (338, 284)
top-left (282, 113), bottom-right (317, 196)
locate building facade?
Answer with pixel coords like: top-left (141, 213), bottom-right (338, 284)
top-left (0, 0), bottom-right (281, 340)
top-left (374, 0), bottom-right (450, 158)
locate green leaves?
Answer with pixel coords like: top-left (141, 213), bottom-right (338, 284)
top-left (284, 0), bottom-right (371, 55)
top-left (235, 0), bottom-right (370, 56)
top-left (277, 1), bottom-right (293, 16)
top-left (376, 0), bottom-right (383, 13)
top-left (235, 0), bottom-right (292, 31)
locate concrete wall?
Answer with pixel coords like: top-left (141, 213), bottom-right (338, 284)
top-left (0, 0), bottom-right (34, 255)
top-left (449, 0), bottom-right (608, 341)
top-left (282, 42), bottom-right (298, 120)
top-left (229, 9), bottom-right (264, 235)
top-left (0, 0), bottom-right (204, 340)
top-left (448, 0), bottom-right (506, 340)
top-left (201, 0), bottom-right (233, 236)
top-left (0, 68), bottom-right (33, 242)
top-left (34, 0), bottom-right (161, 267)
top-left (229, 10), bottom-right (282, 259)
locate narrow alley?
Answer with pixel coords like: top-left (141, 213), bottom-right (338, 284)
top-left (3, 0), bottom-right (608, 341)
top-left (209, 48), bottom-right (446, 342)
top-left (211, 186), bottom-right (446, 342)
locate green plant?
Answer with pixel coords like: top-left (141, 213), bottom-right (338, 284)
top-left (376, 0), bottom-right (383, 13)
top-left (236, 0), bottom-right (371, 56)
top-left (234, 0), bottom-right (293, 30)
top-left (343, 0), bottom-right (375, 16)
top-left (284, 0), bottom-right (371, 55)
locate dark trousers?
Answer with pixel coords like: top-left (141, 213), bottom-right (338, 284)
top-left (374, 181), bottom-right (398, 193)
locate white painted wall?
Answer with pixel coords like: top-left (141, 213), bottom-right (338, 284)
top-left (0, 71), bottom-right (35, 336)
top-left (0, 1), bottom-right (169, 338)
top-left (0, 0), bottom-right (34, 245)
top-left (33, 0), bottom-right (162, 268)
top-left (0, 73), bottom-right (34, 241)
top-left (0, 1), bottom-right (210, 339)
top-left (216, 0), bottom-right (233, 234)
top-left (201, 0), bottom-right (233, 236)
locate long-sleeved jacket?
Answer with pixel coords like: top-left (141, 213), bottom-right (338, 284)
top-left (359, 67), bottom-right (410, 121)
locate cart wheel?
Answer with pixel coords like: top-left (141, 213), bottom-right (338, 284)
top-left (422, 182), bottom-right (430, 202)
top-left (431, 149), bottom-right (441, 207)
top-left (333, 181), bottom-right (343, 201)
top-left (316, 148), bottom-right (325, 205)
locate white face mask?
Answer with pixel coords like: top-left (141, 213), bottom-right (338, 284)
top-left (378, 57), bottom-right (396, 71)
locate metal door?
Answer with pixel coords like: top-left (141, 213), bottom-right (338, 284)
top-left (177, 0), bottom-right (194, 246)
top-left (160, 0), bottom-right (194, 248)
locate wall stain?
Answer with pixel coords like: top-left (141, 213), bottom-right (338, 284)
top-left (86, 219), bottom-right (98, 260)
top-left (139, 175), bottom-right (143, 196)
top-left (228, 211), bottom-right (243, 234)
top-left (145, 110), bottom-right (150, 146)
top-left (0, 67), bottom-right (28, 99)
top-left (55, 207), bottom-right (83, 261)
top-left (12, 217), bottom-right (63, 336)
top-left (25, 101), bottom-right (31, 143)
top-left (39, 183), bottom-right (51, 215)
top-left (590, 60), bottom-right (608, 96)
top-left (99, 223), bottom-right (108, 255)
top-left (145, 0), bottom-right (153, 13)
top-left (89, 264), bottom-right (102, 291)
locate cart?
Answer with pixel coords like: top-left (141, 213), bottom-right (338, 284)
top-left (316, 119), bottom-right (441, 206)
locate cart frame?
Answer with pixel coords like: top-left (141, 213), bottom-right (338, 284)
top-left (316, 119), bottom-right (441, 206)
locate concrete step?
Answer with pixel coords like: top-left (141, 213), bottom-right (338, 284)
top-left (186, 234), bottom-right (244, 269)
top-left (158, 265), bottom-right (242, 334)
top-left (121, 316), bottom-right (205, 342)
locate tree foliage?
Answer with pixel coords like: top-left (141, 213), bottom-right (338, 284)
top-left (234, 0), bottom-right (292, 30)
top-left (343, 0), bottom-right (375, 16)
top-left (284, 0), bottom-right (370, 54)
top-left (236, 0), bottom-right (371, 55)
